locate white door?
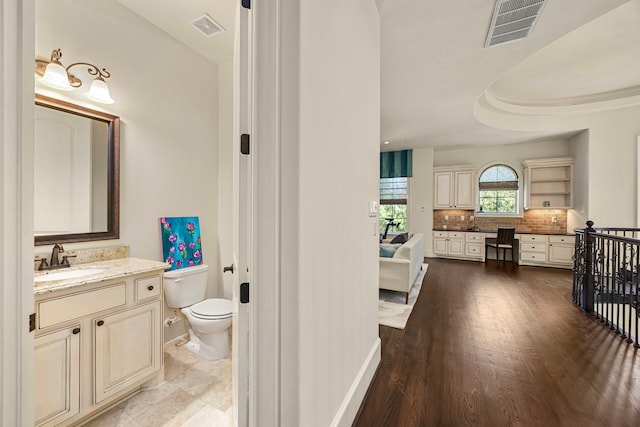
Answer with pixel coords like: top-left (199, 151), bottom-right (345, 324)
top-left (232, 1), bottom-right (253, 425)
top-left (34, 106), bottom-right (92, 235)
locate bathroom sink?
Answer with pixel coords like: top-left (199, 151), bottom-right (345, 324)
top-left (34, 267), bottom-right (108, 283)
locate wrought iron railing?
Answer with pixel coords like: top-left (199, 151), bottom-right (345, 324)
top-left (573, 221), bottom-right (640, 347)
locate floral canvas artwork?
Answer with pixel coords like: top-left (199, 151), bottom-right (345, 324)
top-left (160, 216), bottom-right (203, 270)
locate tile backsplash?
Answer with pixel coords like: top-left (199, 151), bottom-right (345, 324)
top-left (433, 209), bottom-right (568, 234)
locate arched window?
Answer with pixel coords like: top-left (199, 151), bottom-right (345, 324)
top-left (478, 164), bottom-right (519, 214)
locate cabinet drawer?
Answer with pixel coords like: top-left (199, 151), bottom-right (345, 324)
top-left (449, 232), bottom-right (464, 238)
top-left (38, 283), bottom-right (126, 330)
top-left (520, 243), bottom-right (546, 253)
top-left (521, 252), bottom-right (546, 262)
top-left (549, 235), bottom-right (574, 244)
top-left (465, 243), bottom-right (484, 257)
top-left (465, 233), bottom-right (484, 242)
top-left (433, 231), bottom-right (448, 238)
top-left (520, 234), bottom-right (547, 243)
top-left (135, 275), bottom-right (161, 301)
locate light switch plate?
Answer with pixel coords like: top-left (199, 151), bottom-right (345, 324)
top-left (368, 200), bottom-right (378, 217)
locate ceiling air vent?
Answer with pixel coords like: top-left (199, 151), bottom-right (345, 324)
top-left (191, 13), bottom-right (225, 38)
top-left (485, 0), bottom-right (548, 48)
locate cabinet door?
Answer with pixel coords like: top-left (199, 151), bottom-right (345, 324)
top-left (434, 172), bottom-right (453, 209)
top-left (448, 238), bottom-right (464, 256)
top-left (433, 237), bottom-right (449, 255)
top-left (454, 170), bottom-right (475, 209)
top-left (35, 326), bottom-right (81, 427)
top-left (549, 244), bottom-right (574, 265)
top-left (94, 301), bottom-right (161, 403)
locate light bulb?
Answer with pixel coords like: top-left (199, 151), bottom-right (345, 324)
top-left (85, 77), bottom-right (115, 104)
top-left (39, 61), bottom-right (73, 91)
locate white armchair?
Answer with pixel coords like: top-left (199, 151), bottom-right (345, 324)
top-left (379, 233), bottom-right (425, 303)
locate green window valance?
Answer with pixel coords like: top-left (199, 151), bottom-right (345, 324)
top-left (380, 150), bottom-right (412, 178)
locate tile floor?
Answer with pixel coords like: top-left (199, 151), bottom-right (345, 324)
top-left (84, 341), bottom-right (233, 427)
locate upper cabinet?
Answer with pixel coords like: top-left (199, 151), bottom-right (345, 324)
top-left (434, 166), bottom-right (476, 210)
top-left (523, 157), bottom-right (574, 210)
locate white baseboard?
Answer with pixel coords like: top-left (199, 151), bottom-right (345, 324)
top-left (330, 338), bottom-right (382, 427)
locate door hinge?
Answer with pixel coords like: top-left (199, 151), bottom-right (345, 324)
top-left (241, 134), bottom-right (250, 155)
top-left (241, 0), bottom-right (251, 9)
top-left (240, 282), bottom-right (250, 304)
top-left (29, 313), bottom-right (36, 332)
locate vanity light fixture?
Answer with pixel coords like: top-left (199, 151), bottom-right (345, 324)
top-left (35, 48), bottom-right (115, 104)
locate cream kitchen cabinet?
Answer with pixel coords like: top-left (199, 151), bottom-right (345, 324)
top-left (433, 231), bottom-right (484, 261)
top-left (433, 231), bottom-right (464, 256)
top-left (34, 258), bottom-right (166, 427)
top-left (434, 167), bottom-right (476, 209)
top-left (464, 232), bottom-right (485, 260)
top-left (523, 157), bottom-right (574, 209)
top-left (548, 235), bottom-right (575, 267)
top-left (518, 234), bottom-right (574, 269)
top-left (519, 234), bottom-right (547, 266)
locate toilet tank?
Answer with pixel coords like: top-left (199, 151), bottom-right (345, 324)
top-left (163, 264), bottom-right (209, 308)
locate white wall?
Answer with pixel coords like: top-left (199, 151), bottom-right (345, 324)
top-left (36, 0), bottom-right (221, 342)
top-left (217, 60), bottom-right (234, 299)
top-left (568, 130), bottom-right (589, 231)
top-left (584, 106), bottom-right (640, 227)
top-left (409, 148), bottom-right (434, 256)
top-left (434, 138), bottom-right (570, 167)
top-left (276, 0), bottom-right (381, 425)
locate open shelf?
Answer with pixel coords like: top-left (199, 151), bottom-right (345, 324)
top-left (524, 158), bottom-right (574, 210)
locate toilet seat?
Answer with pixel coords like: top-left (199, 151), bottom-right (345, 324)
top-left (189, 298), bottom-right (232, 320)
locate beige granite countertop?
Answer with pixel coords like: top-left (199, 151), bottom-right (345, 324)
top-left (34, 257), bottom-right (169, 295)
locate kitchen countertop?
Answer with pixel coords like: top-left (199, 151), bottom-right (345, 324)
top-left (433, 229), bottom-right (574, 236)
top-left (34, 257), bottom-right (169, 295)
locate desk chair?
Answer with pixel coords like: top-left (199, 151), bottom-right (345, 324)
top-left (485, 227), bottom-right (516, 265)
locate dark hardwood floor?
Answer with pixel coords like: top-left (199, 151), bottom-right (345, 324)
top-left (354, 258), bottom-right (640, 427)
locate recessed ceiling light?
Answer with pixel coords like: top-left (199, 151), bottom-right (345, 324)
top-left (383, 141), bottom-right (390, 145)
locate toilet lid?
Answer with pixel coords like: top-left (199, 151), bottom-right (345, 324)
top-left (190, 298), bottom-right (232, 319)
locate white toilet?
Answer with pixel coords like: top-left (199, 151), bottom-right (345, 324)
top-left (163, 264), bottom-right (232, 360)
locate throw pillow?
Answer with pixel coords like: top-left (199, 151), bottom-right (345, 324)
top-left (380, 243), bottom-right (401, 258)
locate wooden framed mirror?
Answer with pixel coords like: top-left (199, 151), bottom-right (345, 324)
top-left (34, 94), bottom-right (120, 245)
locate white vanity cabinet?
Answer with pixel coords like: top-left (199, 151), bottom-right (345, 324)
top-left (94, 300), bottom-right (161, 403)
top-left (34, 263), bottom-right (165, 427)
top-left (34, 325), bottom-right (81, 427)
top-left (434, 167), bottom-right (476, 209)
